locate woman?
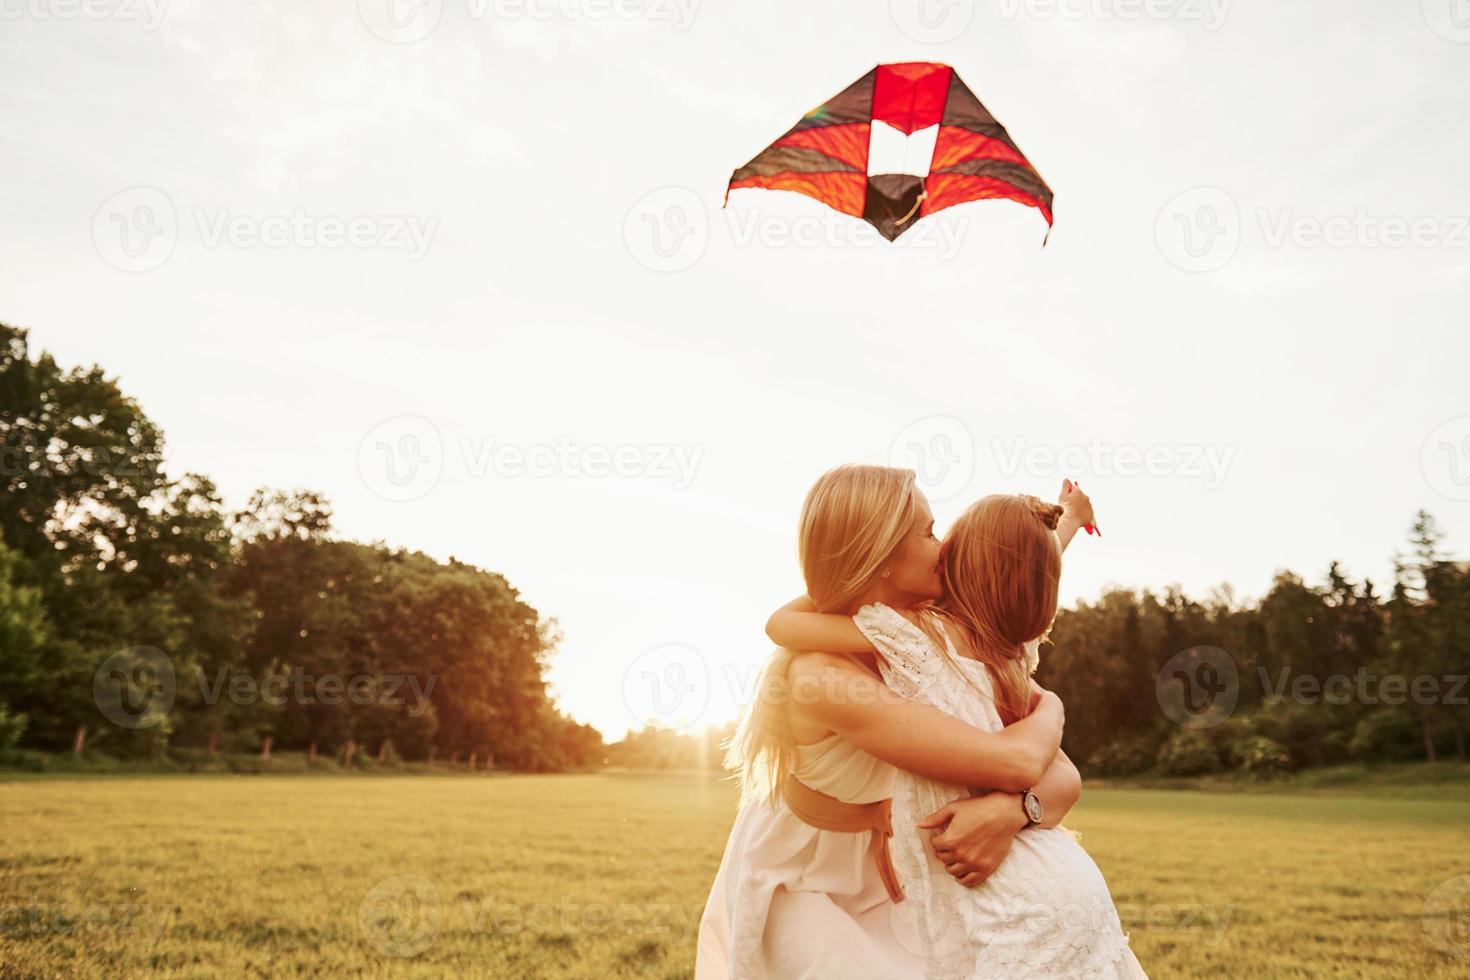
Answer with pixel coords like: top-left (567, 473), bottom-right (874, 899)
top-left (767, 490), bottom-right (1146, 978)
top-left (695, 466), bottom-right (1082, 979)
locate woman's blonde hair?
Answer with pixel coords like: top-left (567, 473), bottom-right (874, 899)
top-left (724, 465), bottom-right (920, 806)
top-left (929, 494), bottom-right (1063, 725)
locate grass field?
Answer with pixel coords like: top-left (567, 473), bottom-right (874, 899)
top-left (1, 771), bottom-right (1467, 978)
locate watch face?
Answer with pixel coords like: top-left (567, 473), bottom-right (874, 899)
top-left (1024, 791), bottom-right (1044, 824)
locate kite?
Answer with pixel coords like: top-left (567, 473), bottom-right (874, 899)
top-left (727, 62), bottom-right (1053, 242)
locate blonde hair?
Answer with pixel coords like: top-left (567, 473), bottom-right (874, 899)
top-left (724, 465), bottom-right (920, 805)
top-left (928, 494), bottom-right (1063, 725)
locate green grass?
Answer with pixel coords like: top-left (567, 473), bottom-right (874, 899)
top-left (0, 773), bottom-right (1467, 978)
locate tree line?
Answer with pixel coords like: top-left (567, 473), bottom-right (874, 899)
top-left (2, 322), bottom-right (1464, 778)
top-left (0, 324), bottom-right (602, 770)
top-left (1040, 511), bottom-right (1469, 777)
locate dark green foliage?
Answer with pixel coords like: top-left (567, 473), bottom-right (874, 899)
top-left (1038, 513), bottom-right (1470, 777)
top-left (0, 324), bottom-right (602, 770)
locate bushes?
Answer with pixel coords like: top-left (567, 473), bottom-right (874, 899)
top-left (1155, 731), bottom-right (1221, 776)
top-left (1086, 734), bottom-right (1158, 777)
top-left (1228, 735), bottom-right (1293, 778)
top-left (0, 702), bottom-right (25, 751)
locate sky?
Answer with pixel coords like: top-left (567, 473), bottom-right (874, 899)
top-left (2, 0), bottom-right (1467, 740)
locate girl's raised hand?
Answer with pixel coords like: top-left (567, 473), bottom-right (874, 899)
top-left (1059, 479), bottom-right (1099, 537)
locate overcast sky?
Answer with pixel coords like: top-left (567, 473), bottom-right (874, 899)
top-left (3, 0), bottom-right (1467, 739)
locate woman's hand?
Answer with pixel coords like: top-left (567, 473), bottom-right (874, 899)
top-left (917, 793), bottom-right (1028, 887)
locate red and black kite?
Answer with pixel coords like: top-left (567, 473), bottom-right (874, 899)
top-left (727, 62), bottom-right (1053, 242)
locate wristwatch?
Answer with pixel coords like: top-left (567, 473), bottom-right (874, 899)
top-left (1021, 789), bottom-right (1045, 828)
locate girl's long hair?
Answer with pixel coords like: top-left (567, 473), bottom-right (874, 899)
top-left (925, 494), bottom-right (1063, 725)
top-left (723, 465), bottom-right (920, 806)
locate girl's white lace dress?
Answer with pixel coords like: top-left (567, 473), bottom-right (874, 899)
top-left (854, 603), bottom-right (1147, 980)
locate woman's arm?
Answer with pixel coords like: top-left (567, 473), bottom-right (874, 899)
top-left (915, 749), bottom-right (1082, 888)
top-left (786, 652), bottom-right (1063, 791)
top-left (767, 596), bottom-right (877, 655)
top-left (1029, 749), bottom-right (1081, 827)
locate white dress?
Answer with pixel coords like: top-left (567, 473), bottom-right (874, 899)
top-left (854, 603), bottom-right (1147, 980)
top-left (696, 730), bottom-right (925, 979)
